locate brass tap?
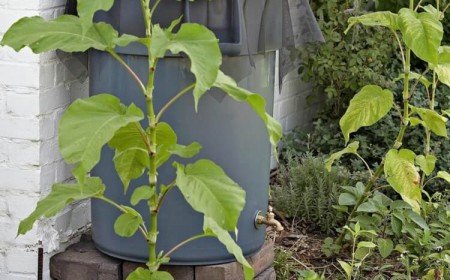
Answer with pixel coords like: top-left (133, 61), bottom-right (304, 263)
top-left (255, 206), bottom-right (284, 232)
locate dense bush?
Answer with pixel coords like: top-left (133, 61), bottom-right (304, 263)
top-left (300, 0), bottom-right (400, 117)
top-left (272, 154), bottom-right (351, 234)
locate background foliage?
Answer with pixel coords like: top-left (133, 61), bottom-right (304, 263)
top-left (300, 0), bottom-right (399, 117)
top-left (272, 154), bottom-right (350, 234)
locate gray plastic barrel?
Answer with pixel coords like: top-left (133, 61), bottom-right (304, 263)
top-left (89, 0), bottom-right (281, 265)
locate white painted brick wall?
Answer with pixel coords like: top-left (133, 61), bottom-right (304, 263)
top-left (271, 52), bottom-right (318, 168)
top-left (273, 52), bottom-right (317, 134)
top-left (0, 1), bottom-right (89, 279)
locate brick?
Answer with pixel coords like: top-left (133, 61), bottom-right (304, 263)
top-left (39, 62), bottom-right (56, 89)
top-left (196, 241), bottom-right (274, 280)
top-left (40, 137), bottom-right (62, 165)
top-left (7, 0), bottom-right (40, 10)
top-left (40, 85), bottom-right (70, 114)
top-left (248, 242), bottom-right (275, 276)
top-left (6, 194), bottom-right (39, 219)
top-left (5, 248), bottom-right (37, 274)
top-left (0, 117), bottom-right (39, 140)
top-left (5, 93), bottom-right (40, 117)
top-left (195, 262), bottom-right (244, 280)
top-left (0, 9), bottom-right (37, 32)
top-left (50, 241), bottom-right (122, 280)
top-left (255, 267), bottom-right (276, 280)
top-left (6, 140), bottom-right (40, 166)
top-left (39, 0), bottom-right (67, 10)
top-left (0, 47), bottom-right (39, 63)
top-left (0, 62), bottom-right (39, 88)
top-left (2, 273), bottom-right (37, 280)
top-left (0, 216), bottom-right (38, 246)
top-left (0, 167), bottom-right (40, 191)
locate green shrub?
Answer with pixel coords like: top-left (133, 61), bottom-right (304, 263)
top-left (300, 0), bottom-right (400, 117)
top-left (272, 154), bottom-right (350, 234)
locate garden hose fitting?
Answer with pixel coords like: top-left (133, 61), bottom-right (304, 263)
top-left (255, 206), bottom-right (284, 232)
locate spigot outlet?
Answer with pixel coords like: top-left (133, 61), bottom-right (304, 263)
top-left (255, 206), bottom-right (284, 232)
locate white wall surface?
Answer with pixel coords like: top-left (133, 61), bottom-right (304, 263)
top-left (0, 1), bottom-right (90, 279)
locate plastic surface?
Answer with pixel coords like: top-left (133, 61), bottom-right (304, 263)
top-left (93, 0), bottom-right (282, 56)
top-left (90, 51), bottom-right (276, 264)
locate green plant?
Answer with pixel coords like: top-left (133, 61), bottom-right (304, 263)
top-left (337, 222), bottom-right (377, 280)
top-left (272, 154), bottom-right (349, 234)
top-left (298, 269), bottom-right (326, 280)
top-left (395, 192), bottom-right (450, 278)
top-left (274, 247), bottom-right (296, 280)
top-left (0, 1), bottom-right (282, 279)
top-left (300, 0), bottom-right (399, 117)
top-left (325, 0), bottom-right (450, 249)
top-left (282, 83), bottom-right (450, 194)
top-left (334, 181), bottom-right (450, 278)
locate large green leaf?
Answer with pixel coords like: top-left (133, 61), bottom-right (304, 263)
top-left (110, 123), bottom-right (148, 151)
top-left (325, 142), bottom-right (359, 171)
top-left (114, 206), bottom-right (144, 238)
top-left (410, 106), bottom-right (448, 137)
top-left (77, 0), bottom-right (114, 32)
top-left (203, 217), bottom-right (254, 280)
top-left (127, 268), bottom-right (173, 280)
top-left (151, 23), bottom-right (221, 109)
top-left (174, 160), bottom-right (245, 230)
top-left (113, 148), bottom-right (149, 193)
top-left (384, 149), bottom-right (422, 213)
top-left (109, 123), bottom-right (150, 192)
top-left (377, 238), bottom-right (394, 259)
top-left (340, 85), bottom-right (393, 143)
top-left (59, 94), bottom-right (144, 180)
top-left (437, 171), bottom-right (450, 184)
top-left (346, 11), bottom-right (399, 33)
top-left (213, 71), bottom-right (282, 147)
top-left (398, 8), bottom-right (443, 64)
top-left (432, 46), bottom-right (450, 87)
top-left (0, 15), bottom-right (137, 53)
top-left (18, 177), bottom-right (105, 235)
top-left (155, 122), bottom-right (201, 168)
top-left (130, 186), bottom-right (155, 206)
top-left (415, 154), bottom-right (436, 176)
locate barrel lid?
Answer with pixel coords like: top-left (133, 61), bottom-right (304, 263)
top-left (93, 0), bottom-right (282, 56)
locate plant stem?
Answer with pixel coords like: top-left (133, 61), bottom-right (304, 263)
top-left (425, 72), bottom-right (437, 156)
top-left (421, 72), bottom-right (438, 188)
top-left (415, 0), bottom-right (425, 11)
top-left (355, 153), bottom-right (373, 177)
top-left (156, 83), bottom-right (195, 122)
top-left (156, 181), bottom-right (176, 213)
top-left (443, 3), bottom-right (450, 13)
top-left (140, 0), bottom-right (159, 268)
top-left (162, 234), bottom-right (213, 258)
top-left (107, 49), bottom-right (147, 96)
top-left (350, 236), bottom-right (356, 280)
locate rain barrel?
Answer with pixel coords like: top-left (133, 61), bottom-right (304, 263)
top-left (89, 0), bottom-right (282, 265)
